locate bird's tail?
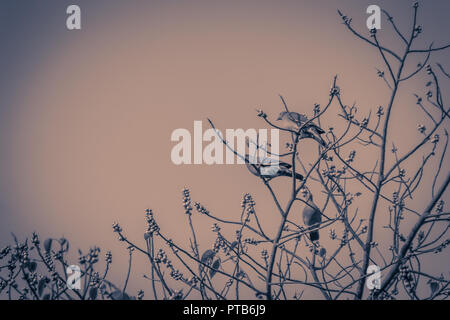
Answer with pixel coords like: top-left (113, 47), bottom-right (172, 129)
top-left (309, 230), bottom-right (319, 241)
top-left (313, 135), bottom-right (327, 147)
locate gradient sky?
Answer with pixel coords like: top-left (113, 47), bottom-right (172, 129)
top-left (0, 0), bottom-right (449, 299)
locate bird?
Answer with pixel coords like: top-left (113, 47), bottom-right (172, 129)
top-left (245, 154), bottom-right (304, 181)
top-left (301, 187), bottom-right (322, 241)
top-left (277, 111), bottom-right (327, 147)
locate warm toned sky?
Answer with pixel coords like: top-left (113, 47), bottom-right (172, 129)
top-left (0, 0), bottom-right (449, 299)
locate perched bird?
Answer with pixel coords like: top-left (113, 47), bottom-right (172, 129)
top-left (277, 111), bottom-right (327, 146)
top-left (301, 187), bottom-right (322, 241)
top-left (245, 155), bottom-right (304, 181)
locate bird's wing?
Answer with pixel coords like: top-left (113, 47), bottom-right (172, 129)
top-left (246, 162), bottom-right (260, 176)
top-left (302, 203), bottom-right (322, 225)
top-left (279, 162), bottom-right (292, 169)
top-left (311, 124), bottom-right (325, 135)
top-left (299, 129), bottom-right (326, 146)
